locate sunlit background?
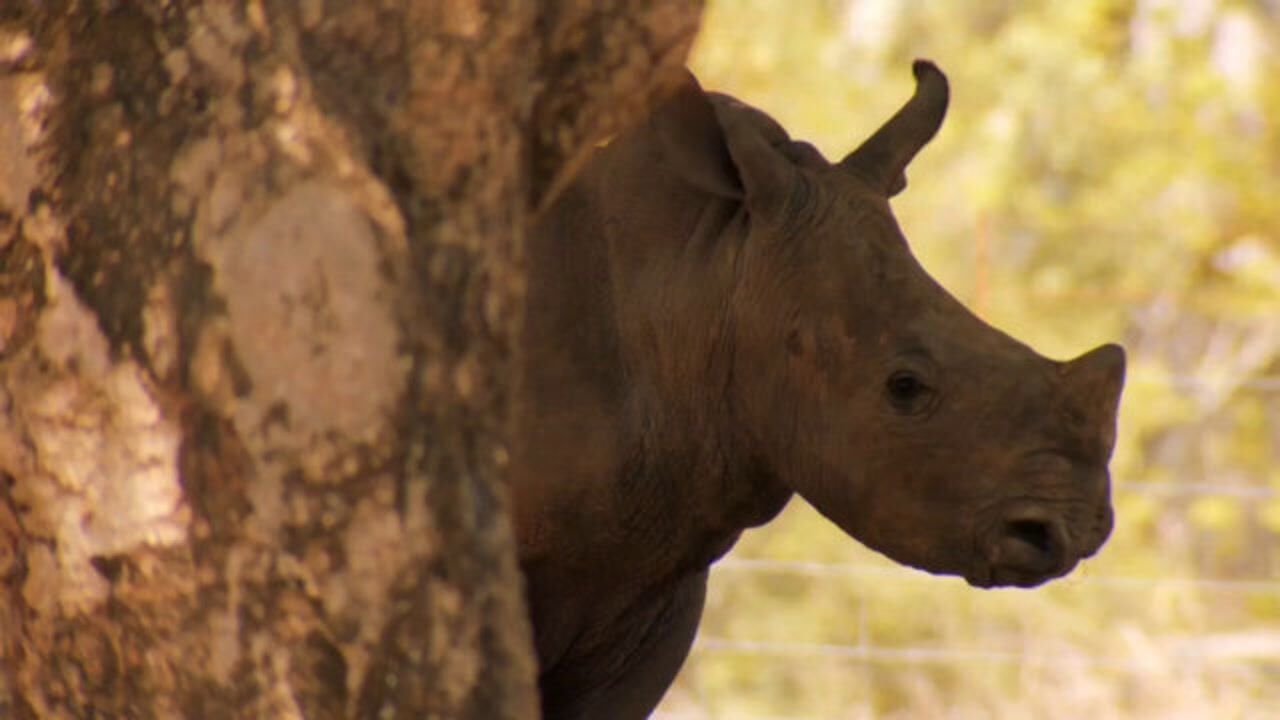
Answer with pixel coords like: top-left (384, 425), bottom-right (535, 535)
top-left (657, 1), bottom-right (1280, 717)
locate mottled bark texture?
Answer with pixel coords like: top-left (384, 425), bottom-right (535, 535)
top-left (0, 2), bottom-right (700, 718)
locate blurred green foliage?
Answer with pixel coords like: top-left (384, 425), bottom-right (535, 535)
top-left (661, 1), bottom-right (1280, 717)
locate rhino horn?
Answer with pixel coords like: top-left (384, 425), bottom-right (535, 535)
top-left (839, 60), bottom-right (949, 196)
top-left (1059, 343), bottom-right (1127, 452)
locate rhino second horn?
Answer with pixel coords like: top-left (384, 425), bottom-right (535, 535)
top-left (1063, 343), bottom-right (1126, 403)
top-left (839, 60), bottom-right (950, 196)
top-left (1060, 343), bottom-right (1127, 452)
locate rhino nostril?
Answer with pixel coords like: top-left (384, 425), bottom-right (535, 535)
top-left (977, 508), bottom-right (1081, 588)
top-left (1006, 519), bottom-right (1053, 555)
top-left (990, 516), bottom-right (1069, 583)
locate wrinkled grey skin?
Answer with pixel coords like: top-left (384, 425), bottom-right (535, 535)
top-left (513, 62), bottom-right (1126, 720)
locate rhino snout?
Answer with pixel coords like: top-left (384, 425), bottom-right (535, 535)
top-left (972, 504), bottom-right (1082, 589)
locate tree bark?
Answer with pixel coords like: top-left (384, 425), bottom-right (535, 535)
top-left (0, 2), bottom-right (700, 718)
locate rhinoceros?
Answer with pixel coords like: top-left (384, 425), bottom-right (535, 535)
top-left (512, 61), bottom-right (1125, 720)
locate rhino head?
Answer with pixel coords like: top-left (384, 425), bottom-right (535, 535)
top-left (651, 62), bottom-right (1125, 588)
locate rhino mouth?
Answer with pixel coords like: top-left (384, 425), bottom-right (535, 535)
top-left (967, 505), bottom-right (1077, 589)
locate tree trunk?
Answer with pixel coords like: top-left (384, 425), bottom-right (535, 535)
top-left (0, 2), bottom-right (700, 717)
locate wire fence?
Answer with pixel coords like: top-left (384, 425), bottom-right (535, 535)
top-left (662, 555), bottom-right (1280, 717)
top-left (689, 558), bottom-right (1280, 670)
top-left (1120, 480), bottom-right (1280, 499)
top-left (683, 634), bottom-right (1272, 673)
top-left (714, 558), bottom-right (1280, 594)
top-left (1128, 370), bottom-right (1280, 394)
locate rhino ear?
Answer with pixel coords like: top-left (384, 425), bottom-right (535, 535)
top-left (715, 102), bottom-right (798, 218)
top-left (651, 71), bottom-right (746, 198)
top-left (710, 93), bottom-right (830, 171)
top-left (652, 72), bottom-right (798, 214)
top-left (839, 60), bottom-right (949, 197)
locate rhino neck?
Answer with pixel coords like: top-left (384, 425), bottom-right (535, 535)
top-left (590, 140), bottom-right (795, 565)
top-left (518, 151), bottom-right (790, 582)
top-left (616, 383), bottom-right (794, 571)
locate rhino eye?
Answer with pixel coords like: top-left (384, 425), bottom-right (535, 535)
top-left (886, 371), bottom-right (934, 415)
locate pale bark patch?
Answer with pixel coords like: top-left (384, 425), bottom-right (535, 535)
top-left (9, 273), bottom-right (186, 617)
top-left (186, 3), bottom-right (249, 90)
top-left (0, 74), bottom-right (37, 216)
top-left (0, 28), bottom-right (32, 67)
top-left (142, 270), bottom-right (180, 379)
top-left (325, 487), bottom-right (433, 697)
top-left (201, 180), bottom-right (406, 454)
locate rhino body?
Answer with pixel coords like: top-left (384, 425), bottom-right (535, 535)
top-left (513, 62), bottom-right (1125, 720)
